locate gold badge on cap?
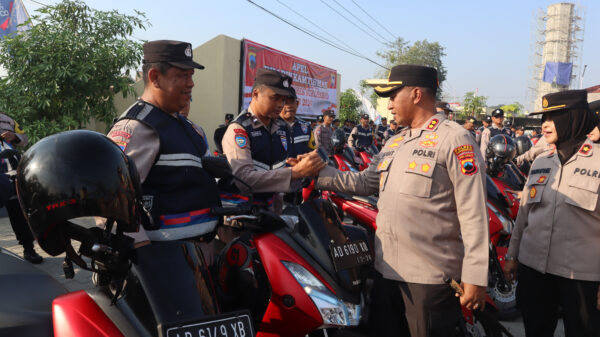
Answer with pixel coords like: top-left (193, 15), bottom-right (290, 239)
top-left (542, 97), bottom-right (548, 108)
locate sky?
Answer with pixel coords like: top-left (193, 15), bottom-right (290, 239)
top-left (22, 0), bottom-right (600, 111)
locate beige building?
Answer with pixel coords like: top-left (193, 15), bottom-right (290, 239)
top-left (113, 34), bottom-right (341, 151)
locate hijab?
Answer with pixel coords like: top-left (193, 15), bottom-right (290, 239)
top-left (544, 107), bottom-right (599, 164)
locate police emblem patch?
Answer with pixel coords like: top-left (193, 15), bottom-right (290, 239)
top-left (453, 144), bottom-right (478, 176)
top-left (301, 123), bottom-right (308, 134)
top-left (579, 143), bottom-right (592, 155)
top-left (280, 135), bottom-right (288, 151)
top-left (536, 176), bottom-right (547, 183)
top-left (283, 79), bottom-right (289, 88)
top-left (235, 135), bottom-right (248, 148)
top-left (185, 44), bottom-right (192, 57)
top-left (425, 133), bottom-right (438, 140)
top-left (529, 186), bottom-right (537, 199)
top-left (542, 97), bottom-right (548, 108)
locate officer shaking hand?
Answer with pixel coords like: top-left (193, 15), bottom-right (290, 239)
top-left (315, 65), bottom-right (489, 337)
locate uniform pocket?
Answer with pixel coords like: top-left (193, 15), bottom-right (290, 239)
top-left (398, 158), bottom-right (435, 198)
top-left (525, 174), bottom-right (549, 205)
top-left (376, 155), bottom-right (394, 192)
top-left (565, 178), bottom-right (599, 212)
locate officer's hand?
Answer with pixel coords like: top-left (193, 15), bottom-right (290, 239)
top-left (1, 131), bottom-right (16, 143)
top-left (286, 157), bottom-right (300, 166)
top-left (503, 260), bottom-right (518, 282)
top-left (459, 283), bottom-right (486, 311)
top-left (291, 150), bottom-right (326, 179)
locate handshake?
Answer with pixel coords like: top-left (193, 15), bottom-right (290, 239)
top-left (287, 149), bottom-right (328, 180)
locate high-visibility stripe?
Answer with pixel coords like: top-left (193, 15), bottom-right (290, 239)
top-left (294, 135), bottom-right (310, 143)
top-left (155, 153), bottom-right (203, 168)
top-left (272, 160), bottom-right (286, 169)
top-left (155, 160), bottom-right (203, 168)
top-left (253, 160), bottom-right (270, 170)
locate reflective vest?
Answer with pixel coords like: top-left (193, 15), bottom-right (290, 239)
top-left (118, 101), bottom-right (221, 241)
top-left (288, 118), bottom-right (312, 157)
top-left (355, 125), bottom-right (373, 147)
top-left (376, 124), bottom-right (388, 139)
top-left (489, 126), bottom-right (512, 138)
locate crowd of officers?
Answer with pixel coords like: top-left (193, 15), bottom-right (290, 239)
top-left (3, 39), bottom-right (599, 337)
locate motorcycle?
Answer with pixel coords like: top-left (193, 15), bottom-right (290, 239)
top-left (208, 157), bottom-right (372, 337)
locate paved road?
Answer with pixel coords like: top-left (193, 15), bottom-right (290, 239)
top-left (0, 213), bottom-right (566, 336)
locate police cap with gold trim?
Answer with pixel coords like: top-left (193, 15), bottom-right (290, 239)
top-left (530, 89), bottom-right (589, 115)
top-left (369, 64), bottom-right (438, 97)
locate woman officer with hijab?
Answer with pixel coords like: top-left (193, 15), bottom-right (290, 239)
top-left (504, 90), bottom-right (600, 337)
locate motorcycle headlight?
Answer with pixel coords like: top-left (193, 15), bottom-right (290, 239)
top-left (281, 261), bottom-right (361, 327)
top-left (487, 202), bottom-right (514, 233)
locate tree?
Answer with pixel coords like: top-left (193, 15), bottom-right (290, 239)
top-left (462, 92), bottom-right (487, 117)
top-left (339, 89), bottom-right (361, 123)
top-left (375, 37), bottom-right (447, 98)
top-left (359, 79), bottom-right (378, 109)
top-left (500, 102), bottom-right (525, 117)
top-left (0, 0), bottom-right (147, 144)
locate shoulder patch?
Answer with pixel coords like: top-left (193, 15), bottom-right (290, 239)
top-left (579, 143), bottom-right (592, 156)
top-left (426, 119), bottom-right (439, 130)
top-left (235, 133), bottom-right (248, 149)
top-left (453, 144), bottom-right (478, 176)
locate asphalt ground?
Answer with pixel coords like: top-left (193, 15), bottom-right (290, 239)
top-left (0, 212), bottom-right (565, 336)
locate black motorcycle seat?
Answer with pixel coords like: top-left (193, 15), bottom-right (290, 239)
top-left (0, 248), bottom-right (67, 337)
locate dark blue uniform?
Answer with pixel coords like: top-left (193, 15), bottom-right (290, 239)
top-left (287, 118), bottom-right (312, 157)
top-left (349, 125), bottom-right (373, 148)
top-left (117, 101), bottom-right (221, 241)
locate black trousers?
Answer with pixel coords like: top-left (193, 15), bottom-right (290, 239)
top-left (6, 196), bottom-right (34, 249)
top-left (517, 263), bottom-right (600, 337)
top-left (368, 272), bottom-right (462, 337)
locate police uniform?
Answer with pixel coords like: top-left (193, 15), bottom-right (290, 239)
top-left (314, 111), bottom-right (334, 156)
top-left (342, 125), bottom-right (352, 139)
top-left (108, 40), bottom-right (220, 243)
top-left (375, 122), bottom-right (388, 141)
top-left (286, 117), bottom-right (313, 157)
top-left (0, 113), bottom-right (41, 263)
top-left (514, 136), bottom-right (552, 167)
top-left (348, 118), bottom-right (373, 148)
top-left (507, 90), bottom-right (600, 337)
top-left (321, 65), bottom-right (489, 336)
top-left (221, 69), bottom-right (297, 209)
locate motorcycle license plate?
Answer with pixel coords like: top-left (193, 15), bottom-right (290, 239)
top-left (165, 311), bottom-right (254, 337)
top-left (329, 239), bottom-right (372, 271)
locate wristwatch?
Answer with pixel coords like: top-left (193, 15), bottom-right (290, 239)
top-left (505, 253), bottom-right (516, 261)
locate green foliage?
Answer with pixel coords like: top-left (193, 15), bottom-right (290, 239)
top-left (462, 92), bottom-right (488, 117)
top-left (500, 102), bottom-right (525, 117)
top-left (339, 89), bottom-right (362, 123)
top-left (0, 0), bottom-right (147, 145)
top-left (375, 37), bottom-right (447, 98)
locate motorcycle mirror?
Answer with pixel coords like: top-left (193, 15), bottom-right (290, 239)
top-left (202, 156), bottom-right (232, 179)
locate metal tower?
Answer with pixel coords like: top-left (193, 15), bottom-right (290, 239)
top-left (528, 3), bottom-right (585, 111)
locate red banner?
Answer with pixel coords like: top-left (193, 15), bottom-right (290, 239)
top-left (241, 39), bottom-right (337, 117)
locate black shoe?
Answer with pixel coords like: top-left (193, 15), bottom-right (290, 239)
top-left (24, 248), bottom-right (43, 264)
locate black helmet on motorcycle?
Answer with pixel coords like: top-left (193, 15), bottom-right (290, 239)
top-left (331, 128), bottom-right (346, 153)
top-left (514, 136), bottom-right (533, 156)
top-left (486, 134), bottom-right (517, 168)
top-left (16, 130), bottom-right (142, 256)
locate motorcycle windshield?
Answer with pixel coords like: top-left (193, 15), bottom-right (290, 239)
top-left (290, 199), bottom-right (369, 295)
top-left (127, 240), bottom-right (221, 335)
top-left (486, 175), bottom-right (510, 210)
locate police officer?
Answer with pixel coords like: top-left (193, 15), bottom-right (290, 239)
top-left (463, 117), bottom-right (477, 139)
top-left (0, 112), bottom-right (42, 263)
top-left (476, 115), bottom-right (492, 145)
top-left (348, 114), bottom-right (373, 149)
top-left (314, 110), bottom-right (335, 156)
top-left (221, 68), bottom-right (324, 209)
top-left (213, 113), bottom-right (234, 154)
top-left (504, 119), bottom-right (515, 137)
top-left (480, 108), bottom-right (512, 155)
top-left (280, 87), bottom-right (313, 157)
top-left (383, 120), bottom-right (400, 141)
top-left (375, 117), bottom-right (389, 144)
top-left (317, 65), bottom-right (489, 336)
top-left (342, 119), bottom-right (353, 139)
top-left (504, 90), bottom-right (600, 337)
top-left (108, 40), bottom-right (220, 246)
top-left (435, 101), bottom-right (454, 118)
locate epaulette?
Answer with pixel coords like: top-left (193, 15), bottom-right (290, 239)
top-left (115, 100), bottom-right (155, 125)
top-left (233, 111), bottom-right (253, 128)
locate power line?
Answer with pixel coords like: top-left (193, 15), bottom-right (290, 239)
top-left (275, 0), bottom-right (365, 58)
top-left (318, 0), bottom-right (385, 45)
top-left (351, 0), bottom-right (397, 41)
top-left (246, 0), bottom-right (388, 70)
top-left (331, 0), bottom-right (392, 44)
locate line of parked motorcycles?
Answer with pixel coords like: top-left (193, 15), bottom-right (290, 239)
top-left (0, 128), bottom-right (530, 337)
